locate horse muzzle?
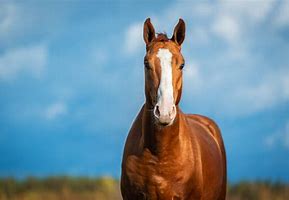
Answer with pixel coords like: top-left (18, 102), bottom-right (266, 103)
top-left (153, 103), bottom-right (176, 126)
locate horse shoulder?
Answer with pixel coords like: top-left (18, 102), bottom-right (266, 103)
top-left (185, 114), bottom-right (224, 145)
top-left (185, 114), bottom-right (227, 200)
top-left (185, 113), bottom-right (226, 167)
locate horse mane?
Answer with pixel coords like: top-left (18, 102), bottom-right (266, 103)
top-left (154, 33), bottom-right (170, 42)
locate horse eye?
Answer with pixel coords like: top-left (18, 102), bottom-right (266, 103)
top-left (180, 63), bottom-right (185, 70)
top-left (144, 60), bottom-right (150, 69)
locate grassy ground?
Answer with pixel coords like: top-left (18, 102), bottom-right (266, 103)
top-left (0, 177), bottom-right (288, 200)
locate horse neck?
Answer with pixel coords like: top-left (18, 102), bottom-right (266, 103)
top-left (141, 103), bottom-right (183, 156)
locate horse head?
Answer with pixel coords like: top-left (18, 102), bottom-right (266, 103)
top-left (143, 18), bottom-right (186, 126)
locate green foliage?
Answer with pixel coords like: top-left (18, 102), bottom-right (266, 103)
top-left (0, 177), bottom-right (288, 200)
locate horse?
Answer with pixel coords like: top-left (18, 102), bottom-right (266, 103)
top-left (121, 18), bottom-right (227, 200)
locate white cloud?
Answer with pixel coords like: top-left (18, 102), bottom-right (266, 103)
top-left (210, 1), bottom-right (275, 44)
top-left (91, 47), bottom-right (108, 67)
top-left (44, 102), bottom-right (67, 120)
top-left (264, 120), bottom-right (289, 149)
top-left (282, 73), bottom-right (289, 97)
top-left (0, 44), bottom-right (48, 81)
top-left (217, 68), bottom-right (289, 116)
top-left (274, 0), bottom-right (289, 27)
top-left (0, 3), bottom-right (17, 36)
top-left (218, 1), bottom-right (275, 23)
top-left (124, 22), bottom-right (143, 55)
top-left (211, 15), bottom-right (240, 43)
top-left (191, 4), bottom-right (213, 18)
top-left (183, 60), bottom-right (203, 92)
top-left (183, 64), bottom-right (289, 117)
top-left (190, 27), bottom-right (210, 44)
top-left (0, 2), bottom-right (73, 48)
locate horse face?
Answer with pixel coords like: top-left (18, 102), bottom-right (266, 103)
top-left (143, 18), bottom-right (185, 126)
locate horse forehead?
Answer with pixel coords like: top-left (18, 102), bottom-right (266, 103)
top-left (149, 42), bottom-right (179, 57)
top-left (156, 48), bottom-right (173, 60)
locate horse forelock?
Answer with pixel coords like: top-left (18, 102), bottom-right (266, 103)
top-left (154, 33), bottom-right (169, 42)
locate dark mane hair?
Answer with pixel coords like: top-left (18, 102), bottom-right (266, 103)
top-left (154, 33), bottom-right (170, 42)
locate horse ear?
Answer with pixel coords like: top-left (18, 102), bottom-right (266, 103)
top-left (172, 19), bottom-right (186, 46)
top-left (143, 18), bottom-right (156, 45)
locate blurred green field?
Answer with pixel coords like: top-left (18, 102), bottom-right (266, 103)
top-left (0, 177), bottom-right (288, 200)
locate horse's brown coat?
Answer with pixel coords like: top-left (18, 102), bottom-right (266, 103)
top-left (121, 18), bottom-right (227, 200)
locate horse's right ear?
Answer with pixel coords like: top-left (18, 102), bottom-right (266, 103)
top-left (143, 18), bottom-right (155, 45)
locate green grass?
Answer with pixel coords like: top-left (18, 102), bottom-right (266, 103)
top-left (0, 177), bottom-right (288, 200)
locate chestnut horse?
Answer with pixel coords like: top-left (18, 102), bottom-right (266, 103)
top-left (121, 18), bottom-right (227, 200)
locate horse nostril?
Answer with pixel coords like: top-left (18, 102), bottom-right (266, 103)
top-left (153, 104), bottom-right (160, 118)
top-left (170, 105), bottom-right (176, 118)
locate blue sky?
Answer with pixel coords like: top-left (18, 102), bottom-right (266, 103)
top-left (0, 0), bottom-right (289, 182)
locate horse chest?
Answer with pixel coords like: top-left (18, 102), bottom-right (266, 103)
top-left (125, 150), bottom-right (188, 199)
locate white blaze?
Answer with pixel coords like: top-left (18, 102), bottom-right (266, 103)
top-left (156, 48), bottom-right (174, 116)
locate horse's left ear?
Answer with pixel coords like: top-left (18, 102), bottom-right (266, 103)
top-left (172, 19), bottom-right (186, 46)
